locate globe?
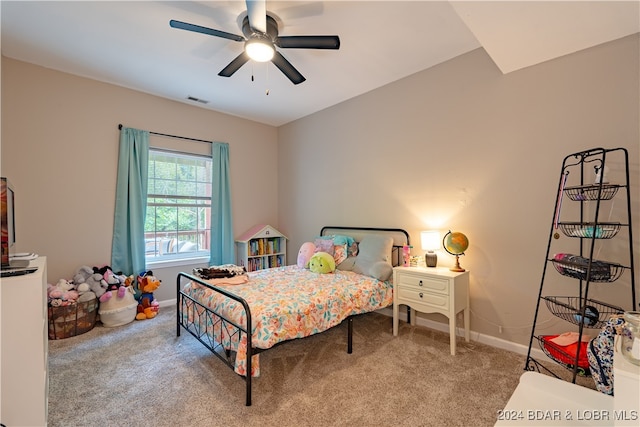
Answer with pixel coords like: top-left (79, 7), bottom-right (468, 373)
top-left (444, 231), bottom-right (469, 255)
top-left (443, 231), bottom-right (469, 272)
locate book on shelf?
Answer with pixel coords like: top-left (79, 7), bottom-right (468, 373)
top-left (247, 237), bottom-right (284, 257)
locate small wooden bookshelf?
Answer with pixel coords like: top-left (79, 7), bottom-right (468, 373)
top-left (235, 224), bottom-right (288, 272)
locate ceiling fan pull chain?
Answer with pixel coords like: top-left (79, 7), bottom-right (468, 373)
top-left (266, 63), bottom-right (270, 95)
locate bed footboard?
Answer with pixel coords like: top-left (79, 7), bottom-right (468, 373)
top-left (176, 272), bottom-right (255, 406)
top-left (176, 271), bottom-right (358, 406)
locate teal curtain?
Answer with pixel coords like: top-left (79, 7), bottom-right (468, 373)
top-left (111, 127), bottom-right (149, 275)
top-left (210, 142), bottom-right (235, 265)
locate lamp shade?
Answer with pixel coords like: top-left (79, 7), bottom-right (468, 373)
top-left (245, 38), bottom-right (274, 62)
top-left (421, 230), bottom-right (440, 251)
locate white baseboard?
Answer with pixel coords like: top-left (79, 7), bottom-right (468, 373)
top-left (159, 298), bottom-right (177, 308)
top-left (378, 307), bottom-right (546, 360)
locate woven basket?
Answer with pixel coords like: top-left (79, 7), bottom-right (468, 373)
top-left (48, 297), bottom-right (98, 339)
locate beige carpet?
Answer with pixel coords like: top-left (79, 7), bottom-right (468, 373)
top-left (48, 306), bottom-right (526, 426)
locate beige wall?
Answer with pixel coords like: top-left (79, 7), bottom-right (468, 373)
top-left (1, 57), bottom-right (279, 301)
top-left (278, 34), bottom-right (640, 346)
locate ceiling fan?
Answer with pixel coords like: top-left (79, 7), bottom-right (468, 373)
top-left (169, 0), bottom-right (340, 85)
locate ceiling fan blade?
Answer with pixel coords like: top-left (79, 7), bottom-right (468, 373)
top-left (169, 20), bottom-right (244, 42)
top-left (218, 51), bottom-right (250, 77)
top-left (246, 0), bottom-right (267, 33)
top-left (271, 51), bottom-right (306, 85)
top-left (276, 36), bottom-right (340, 50)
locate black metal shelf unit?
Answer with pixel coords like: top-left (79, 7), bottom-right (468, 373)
top-left (524, 147), bottom-right (636, 383)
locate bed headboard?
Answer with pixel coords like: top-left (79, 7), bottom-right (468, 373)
top-left (320, 226), bottom-right (410, 267)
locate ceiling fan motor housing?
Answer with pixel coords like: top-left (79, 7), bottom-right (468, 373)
top-left (242, 15), bottom-right (279, 41)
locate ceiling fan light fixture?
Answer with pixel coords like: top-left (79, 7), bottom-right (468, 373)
top-left (170, 3), bottom-right (340, 84)
top-left (245, 37), bottom-right (274, 62)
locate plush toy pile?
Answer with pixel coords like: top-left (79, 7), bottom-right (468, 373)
top-left (47, 279), bottom-right (85, 307)
top-left (46, 265), bottom-right (121, 339)
top-left (47, 264), bottom-right (166, 335)
top-left (47, 277), bottom-right (100, 340)
top-left (296, 234), bottom-right (394, 281)
top-left (47, 265), bottom-right (135, 321)
top-left (47, 265), bottom-right (114, 307)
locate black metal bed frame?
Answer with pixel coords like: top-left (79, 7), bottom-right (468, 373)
top-left (176, 226), bottom-right (410, 406)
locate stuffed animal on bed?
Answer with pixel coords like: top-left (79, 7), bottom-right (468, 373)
top-left (309, 251), bottom-right (336, 274)
top-left (297, 242), bottom-right (316, 268)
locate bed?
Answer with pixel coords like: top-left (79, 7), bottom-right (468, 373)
top-left (176, 226), bottom-right (410, 406)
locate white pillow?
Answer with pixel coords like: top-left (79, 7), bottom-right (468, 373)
top-left (352, 235), bottom-right (393, 281)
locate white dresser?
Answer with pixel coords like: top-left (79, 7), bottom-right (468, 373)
top-left (496, 341), bottom-right (639, 426)
top-left (613, 339), bottom-right (640, 426)
top-left (1, 256), bottom-right (48, 426)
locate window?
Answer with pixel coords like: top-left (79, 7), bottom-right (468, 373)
top-left (145, 149), bottom-right (212, 263)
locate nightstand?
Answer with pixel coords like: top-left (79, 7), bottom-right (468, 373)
top-left (393, 266), bottom-right (470, 355)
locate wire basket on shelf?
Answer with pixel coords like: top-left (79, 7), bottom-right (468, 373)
top-left (48, 297), bottom-right (98, 340)
top-left (563, 184), bottom-right (620, 201)
top-left (551, 254), bottom-right (625, 282)
top-left (558, 222), bottom-right (621, 239)
top-left (536, 335), bottom-right (591, 377)
top-left (543, 296), bottom-right (624, 329)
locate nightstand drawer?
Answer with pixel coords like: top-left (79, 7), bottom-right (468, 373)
top-left (397, 287), bottom-right (449, 311)
top-left (396, 273), bottom-right (449, 295)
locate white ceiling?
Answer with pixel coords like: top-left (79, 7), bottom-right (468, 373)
top-left (2, 1), bottom-right (638, 127)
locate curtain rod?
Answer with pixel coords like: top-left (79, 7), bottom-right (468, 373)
top-left (118, 124), bottom-right (212, 144)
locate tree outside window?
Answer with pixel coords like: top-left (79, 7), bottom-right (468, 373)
top-left (145, 149), bottom-right (212, 262)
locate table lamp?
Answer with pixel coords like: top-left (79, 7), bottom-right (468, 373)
top-left (421, 230), bottom-right (440, 268)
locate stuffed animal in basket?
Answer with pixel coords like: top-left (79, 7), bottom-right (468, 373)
top-left (73, 265), bottom-right (108, 298)
top-left (135, 271), bottom-right (161, 320)
top-left (47, 279), bottom-right (80, 307)
top-left (97, 266), bottom-right (127, 303)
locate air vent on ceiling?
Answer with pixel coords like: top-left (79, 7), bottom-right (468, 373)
top-left (186, 96), bottom-right (209, 104)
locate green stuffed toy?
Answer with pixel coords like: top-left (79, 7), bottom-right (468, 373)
top-left (309, 252), bottom-right (336, 274)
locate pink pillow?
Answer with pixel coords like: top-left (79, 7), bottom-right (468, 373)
top-left (297, 242), bottom-right (316, 268)
top-left (313, 238), bottom-right (334, 255)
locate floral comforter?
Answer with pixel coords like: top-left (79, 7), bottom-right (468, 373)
top-left (181, 265), bottom-right (393, 377)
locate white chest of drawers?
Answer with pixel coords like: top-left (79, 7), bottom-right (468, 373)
top-left (392, 266), bottom-right (470, 355)
top-left (1, 256), bottom-right (48, 426)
